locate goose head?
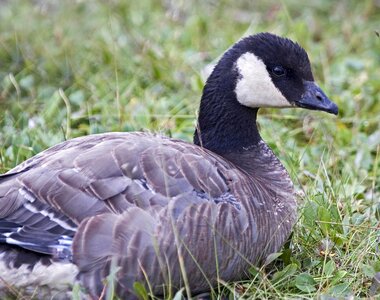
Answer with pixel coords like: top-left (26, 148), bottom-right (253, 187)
top-left (194, 32), bottom-right (338, 153)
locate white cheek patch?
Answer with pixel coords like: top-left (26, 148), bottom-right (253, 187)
top-left (235, 52), bottom-right (292, 108)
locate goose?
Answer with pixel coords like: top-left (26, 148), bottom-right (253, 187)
top-left (0, 33), bottom-right (338, 299)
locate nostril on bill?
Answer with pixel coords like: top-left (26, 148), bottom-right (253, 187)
top-left (315, 92), bottom-right (323, 102)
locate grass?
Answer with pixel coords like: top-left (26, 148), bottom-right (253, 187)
top-left (0, 0), bottom-right (379, 299)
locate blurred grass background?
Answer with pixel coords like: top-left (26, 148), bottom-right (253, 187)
top-left (0, 0), bottom-right (379, 298)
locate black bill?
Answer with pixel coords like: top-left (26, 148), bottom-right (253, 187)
top-left (295, 81), bottom-right (338, 115)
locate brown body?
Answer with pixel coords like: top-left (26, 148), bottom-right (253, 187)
top-left (0, 132), bottom-right (295, 298)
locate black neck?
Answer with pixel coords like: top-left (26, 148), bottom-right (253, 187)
top-left (193, 67), bottom-right (262, 155)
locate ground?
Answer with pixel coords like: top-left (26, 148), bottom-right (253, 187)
top-left (0, 0), bottom-right (379, 299)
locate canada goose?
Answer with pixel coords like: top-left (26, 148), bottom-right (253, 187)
top-left (0, 33), bottom-right (338, 299)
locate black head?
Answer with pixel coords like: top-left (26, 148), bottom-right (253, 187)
top-left (194, 33), bottom-right (338, 152)
top-left (209, 32), bottom-right (338, 115)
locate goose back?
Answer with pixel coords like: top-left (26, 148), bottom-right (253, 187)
top-left (0, 132), bottom-right (295, 297)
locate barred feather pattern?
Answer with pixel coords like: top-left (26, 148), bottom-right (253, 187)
top-left (0, 132), bottom-right (296, 298)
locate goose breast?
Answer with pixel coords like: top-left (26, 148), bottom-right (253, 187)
top-left (0, 132), bottom-right (291, 297)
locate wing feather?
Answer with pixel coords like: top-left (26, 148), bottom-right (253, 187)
top-left (0, 132), bottom-right (247, 297)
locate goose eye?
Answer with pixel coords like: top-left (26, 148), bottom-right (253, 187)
top-left (272, 66), bottom-right (286, 77)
